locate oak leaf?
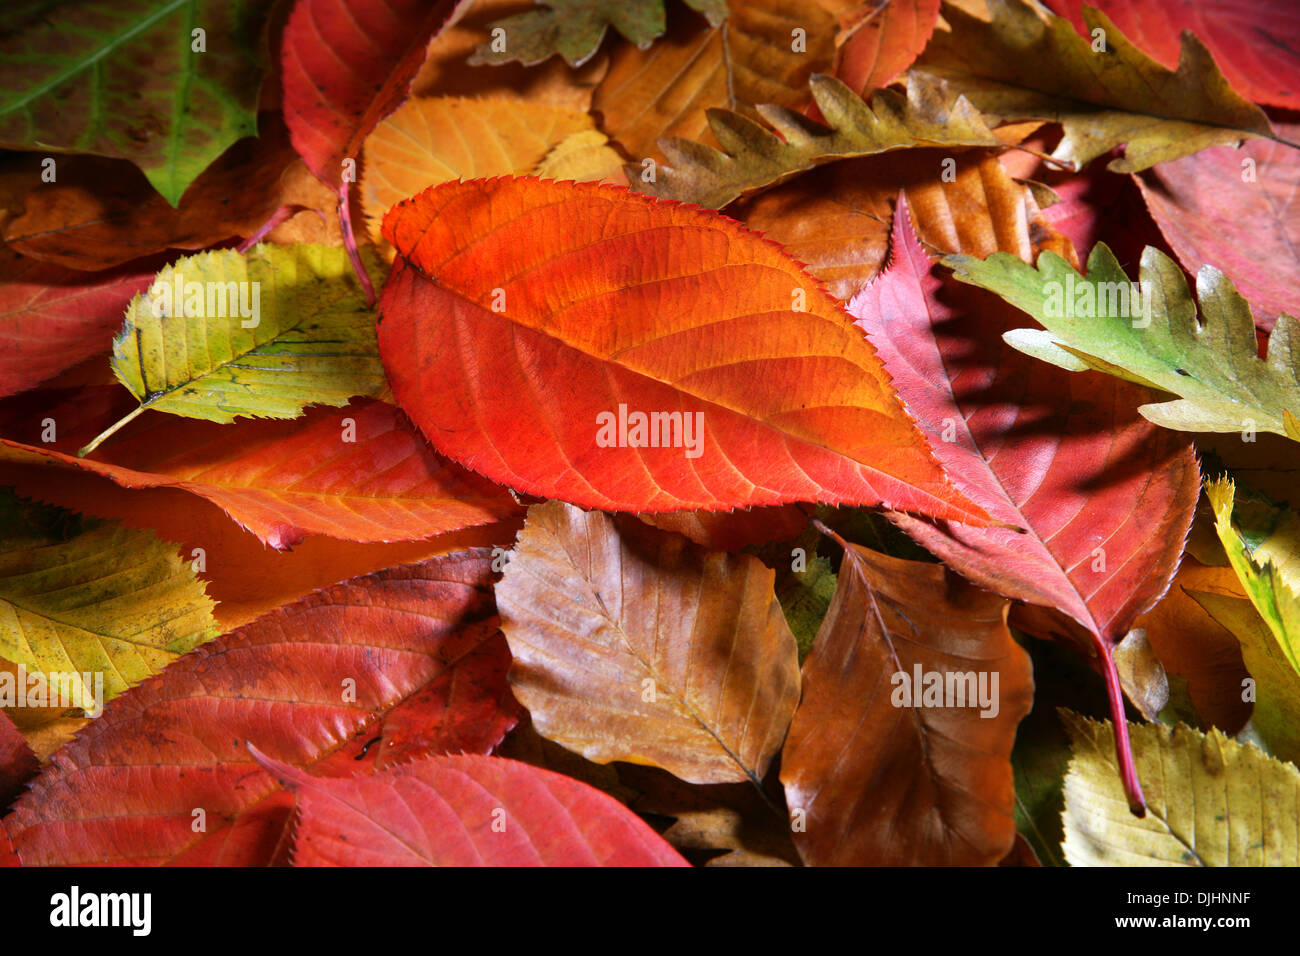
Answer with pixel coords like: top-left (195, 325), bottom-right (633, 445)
top-left (913, 0), bottom-right (1277, 173)
top-left (1047, 0), bottom-right (1300, 109)
top-left (634, 73), bottom-right (1001, 209)
top-left (948, 243), bottom-right (1300, 441)
top-left (470, 0), bottom-right (727, 68)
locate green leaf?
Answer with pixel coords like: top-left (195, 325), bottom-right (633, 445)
top-left (469, 0), bottom-right (726, 69)
top-left (0, 490), bottom-right (216, 715)
top-left (1062, 711), bottom-right (1300, 866)
top-left (633, 73), bottom-right (1001, 209)
top-left (912, 0), bottom-right (1278, 173)
top-left (1188, 478), bottom-right (1300, 762)
top-left (82, 244), bottom-right (387, 455)
top-left (775, 552), bottom-right (835, 663)
top-left (0, 0), bottom-right (268, 206)
top-left (946, 243), bottom-right (1300, 441)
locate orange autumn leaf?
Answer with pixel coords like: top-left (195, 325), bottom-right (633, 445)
top-left (378, 177), bottom-right (987, 523)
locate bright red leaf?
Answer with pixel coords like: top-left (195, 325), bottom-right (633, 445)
top-left (0, 251), bottom-right (152, 400)
top-left (848, 204), bottom-right (1199, 811)
top-left (4, 551), bottom-right (519, 865)
top-left (254, 748), bottom-right (688, 866)
top-left (1048, 0), bottom-right (1300, 109)
top-left (281, 0), bottom-right (467, 188)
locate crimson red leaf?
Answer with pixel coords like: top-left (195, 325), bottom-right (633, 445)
top-left (0, 710), bottom-right (38, 809)
top-left (1048, 0), bottom-right (1300, 108)
top-left (252, 748), bottom-right (687, 866)
top-left (1136, 122), bottom-right (1300, 332)
top-left (848, 203), bottom-right (1199, 810)
top-left (4, 550), bottom-right (519, 865)
top-left (0, 251), bottom-right (152, 400)
top-left (379, 176), bottom-right (988, 524)
top-left (0, 390), bottom-right (520, 549)
top-left (281, 0), bottom-right (467, 188)
top-left (0, 822), bottom-right (16, 867)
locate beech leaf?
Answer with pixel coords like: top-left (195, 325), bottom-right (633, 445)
top-left (496, 501), bottom-right (800, 785)
top-left (1062, 712), bottom-right (1300, 866)
top-left (913, 0), bottom-right (1279, 173)
top-left (852, 206), bottom-right (1199, 811)
top-left (779, 534), bottom-right (1033, 865)
top-left (379, 176), bottom-right (988, 522)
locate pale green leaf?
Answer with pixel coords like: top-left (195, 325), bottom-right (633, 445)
top-left (946, 243), bottom-right (1300, 441)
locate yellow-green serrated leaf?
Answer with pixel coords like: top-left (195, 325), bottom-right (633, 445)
top-left (913, 0), bottom-right (1279, 173)
top-left (0, 491), bottom-right (216, 715)
top-left (1191, 478), bottom-right (1300, 761)
top-left (1189, 589), bottom-right (1300, 764)
top-left (1062, 712), bottom-right (1300, 866)
top-left (633, 73), bottom-right (1001, 209)
top-left (82, 244), bottom-right (386, 455)
top-left (947, 243), bottom-right (1300, 441)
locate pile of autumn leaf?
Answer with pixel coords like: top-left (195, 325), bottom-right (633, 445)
top-left (0, 0), bottom-right (1298, 868)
